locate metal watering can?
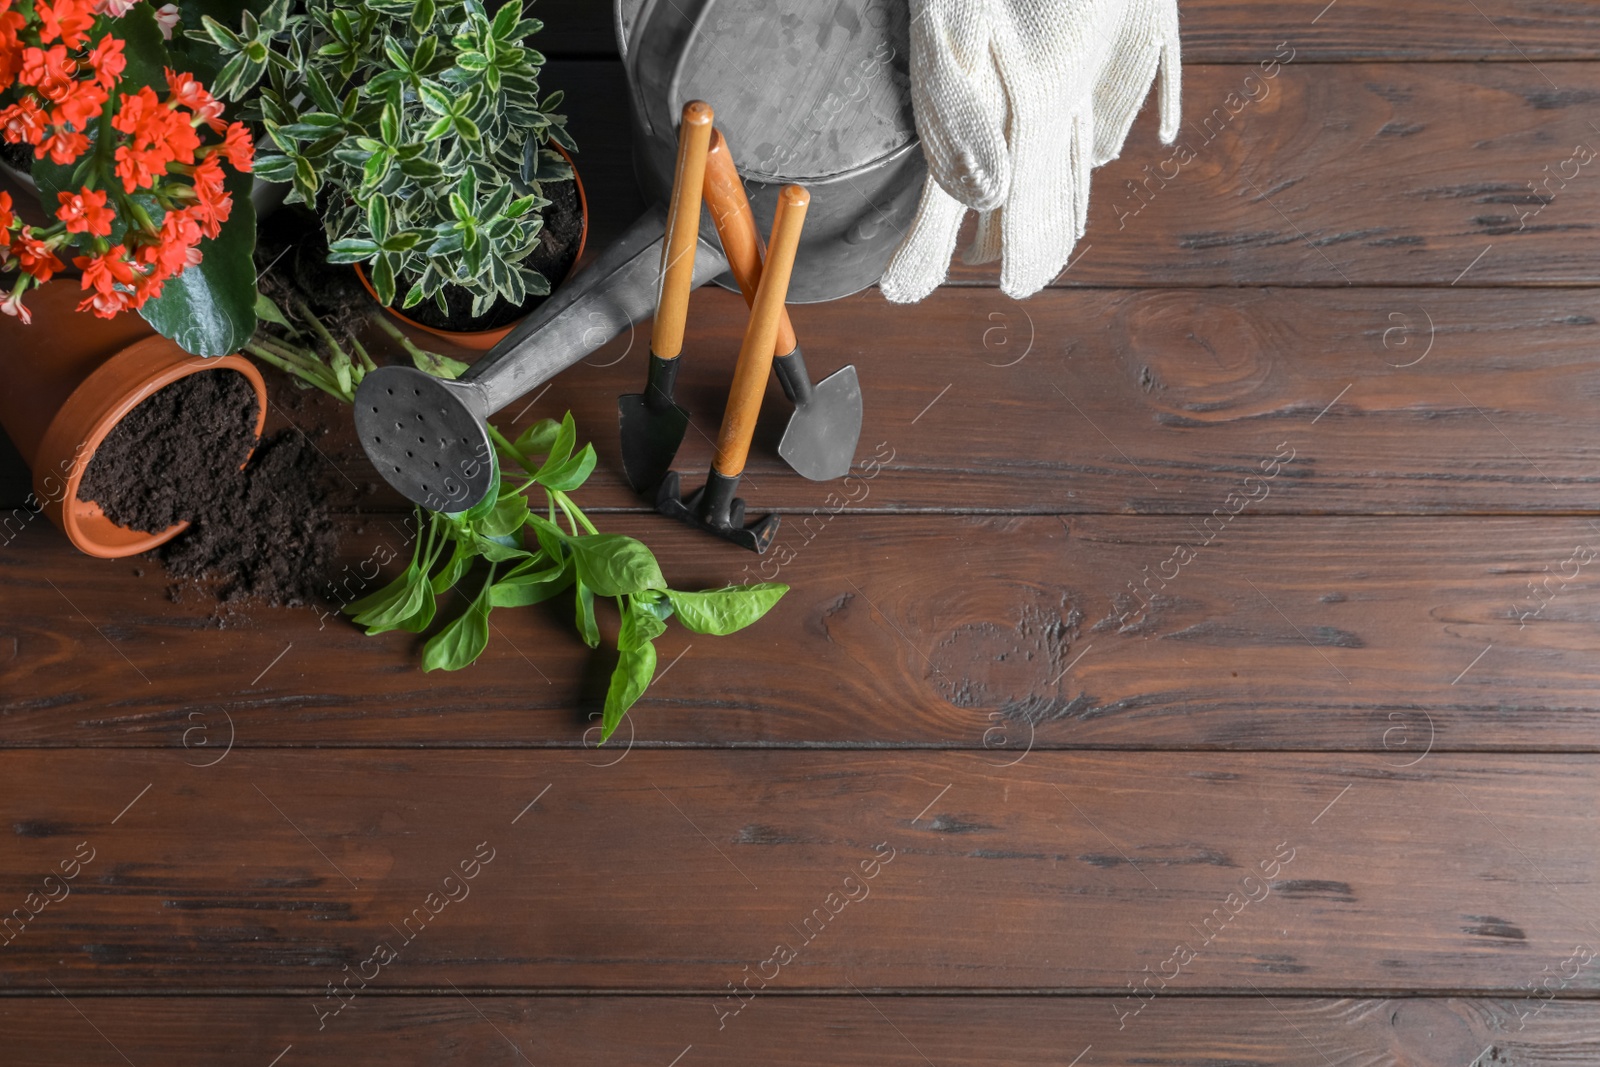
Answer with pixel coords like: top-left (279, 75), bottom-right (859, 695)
top-left (355, 0), bottom-right (923, 511)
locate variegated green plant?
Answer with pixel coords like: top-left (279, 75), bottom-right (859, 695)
top-left (197, 0), bottom-right (575, 317)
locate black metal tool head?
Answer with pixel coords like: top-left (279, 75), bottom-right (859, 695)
top-left (354, 366), bottom-right (495, 512)
top-left (619, 352), bottom-right (690, 493)
top-left (654, 469), bottom-right (779, 553)
top-left (779, 362), bottom-right (862, 482)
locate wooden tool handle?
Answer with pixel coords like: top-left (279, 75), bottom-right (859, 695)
top-left (702, 129), bottom-right (798, 356)
top-left (713, 185), bottom-right (809, 477)
top-left (650, 100), bottom-right (714, 362)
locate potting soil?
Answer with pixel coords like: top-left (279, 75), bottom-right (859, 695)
top-left (77, 372), bottom-right (337, 609)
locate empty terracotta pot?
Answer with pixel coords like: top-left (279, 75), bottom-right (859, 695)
top-left (0, 280), bottom-right (267, 558)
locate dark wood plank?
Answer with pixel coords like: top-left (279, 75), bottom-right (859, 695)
top-left (5, 513), bottom-right (1598, 749)
top-left (17, 285), bottom-right (1581, 518)
top-left (4, 995), bottom-right (1597, 1065)
top-left (536, 0), bottom-right (1600, 61)
top-left (1, 751), bottom-right (1597, 991)
top-left (961, 61), bottom-right (1600, 287)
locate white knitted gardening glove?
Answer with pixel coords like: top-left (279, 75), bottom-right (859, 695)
top-left (880, 0), bottom-right (1181, 302)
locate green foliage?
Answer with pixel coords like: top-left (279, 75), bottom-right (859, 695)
top-left (246, 299), bottom-right (786, 743)
top-left (201, 0), bottom-right (575, 317)
top-left (336, 414), bottom-right (786, 741)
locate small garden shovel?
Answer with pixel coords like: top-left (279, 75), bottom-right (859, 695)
top-left (618, 99), bottom-right (714, 493)
top-left (702, 130), bottom-right (862, 482)
top-left (656, 185), bottom-right (808, 552)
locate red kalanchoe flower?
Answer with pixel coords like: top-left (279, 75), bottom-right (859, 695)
top-left (0, 190), bottom-right (15, 233)
top-left (153, 4), bottom-right (179, 39)
top-left (187, 153), bottom-right (232, 238)
top-left (56, 187), bottom-right (113, 236)
top-left (37, 126), bottom-right (88, 164)
top-left (111, 85), bottom-right (200, 191)
top-left (85, 35), bottom-right (124, 91)
top-left (0, 0), bottom-right (29, 90)
top-left (51, 78), bottom-right (107, 132)
top-left (76, 243), bottom-right (137, 294)
top-left (215, 121), bottom-right (253, 172)
top-left (35, 0), bottom-right (94, 50)
top-left (137, 207), bottom-right (204, 277)
top-left (18, 45), bottom-right (76, 102)
top-left (0, 288), bottom-right (31, 324)
top-left (15, 228), bottom-right (64, 282)
top-left (165, 68), bottom-right (223, 132)
top-left (77, 285), bottom-right (133, 318)
top-left (0, 97), bottom-right (47, 144)
top-left (93, 0), bottom-right (143, 17)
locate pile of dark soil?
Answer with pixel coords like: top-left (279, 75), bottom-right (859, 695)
top-left (403, 177), bottom-right (584, 332)
top-left (77, 371), bottom-right (337, 611)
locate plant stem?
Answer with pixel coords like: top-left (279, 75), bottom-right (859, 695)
top-left (369, 311), bottom-right (454, 375)
top-left (243, 342), bottom-right (345, 400)
top-left (293, 296), bottom-right (351, 364)
top-left (553, 489), bottom-right (599, 535)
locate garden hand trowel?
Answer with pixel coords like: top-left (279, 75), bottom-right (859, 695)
top-left (618, 99), bottom-right (714, 494)
top-left (656, 184), bottom-right (808, 552)
top-left (702, 129), bottom-right (861, 482)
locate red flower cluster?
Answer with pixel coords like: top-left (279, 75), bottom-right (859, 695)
top-left (0, 0), bottom-right (254, 321)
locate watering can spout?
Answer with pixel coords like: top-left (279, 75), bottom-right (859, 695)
top-left (462, 206), bottom-right (730, 413)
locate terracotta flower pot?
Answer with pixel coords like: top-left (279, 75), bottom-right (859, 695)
top-left (355, 146), bottom-right (589, 351)
top-left (0, 280), bottom-right (267, 558)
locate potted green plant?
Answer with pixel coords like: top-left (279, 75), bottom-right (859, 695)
top-left (201, 0), bottom-right (585, 350)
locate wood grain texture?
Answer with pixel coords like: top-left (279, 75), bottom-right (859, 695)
top-left (2, 996), bottom-right (1596, 1066)
top-left (535, 0), bottom-right (1600, 61)
top-left (2, 511), bottom-right (1597, 750)
top-left (15, 285), bottom-right (1589, 517)
top-left (968, 60), bottom-right (1600, 287)
top-left (1, 751), bottom-right (1596, 992)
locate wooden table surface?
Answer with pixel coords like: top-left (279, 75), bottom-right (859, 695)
top-left (7, 2), bottom-right (1600, 1063)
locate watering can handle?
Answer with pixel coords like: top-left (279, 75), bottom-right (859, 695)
top-left (702, 129), bottom-right (798, 356)
top-left (461, 205), bottom-right (729, 416)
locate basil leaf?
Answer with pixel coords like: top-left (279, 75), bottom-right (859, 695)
top-left (533, 411), bottom-right (576, 478)
top-left (536, 442), bottom-right (596, 492)
top-left (601, 641), bottom-right (655, 743)
top-left (421, 586), bottom-right (492, 671)
top-left (473, 533), bottom-right (531, 562)
top-left (348, 567), bottom-right (436, 634)
top-left (489, 562), bottom-right (573, 608)
top-left (344, 565), bottom-right (418, 620)
top-left (618, 595), bottom-right (669, 652)
top-left (665, 583), bottom-right (788, 635)
top-left (478, 488), bottom-right (531, 537)
top-left (575, 581), bottom-right (599, 648)
top-left (569, 534), bottom-right (665, 597)
top-left (429, 539), bottom-right (473, 594)
top-left (515, 417), bottom-right (561, 458)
